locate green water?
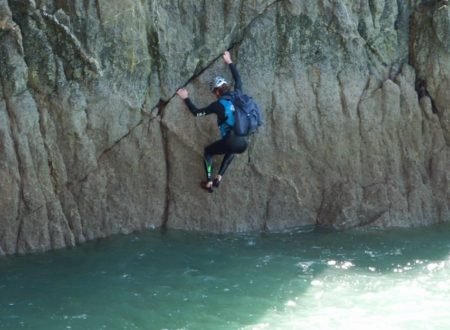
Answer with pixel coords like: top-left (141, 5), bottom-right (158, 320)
top-left (1, 223), bottom-right (450, 330)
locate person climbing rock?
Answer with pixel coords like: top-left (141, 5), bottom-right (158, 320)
top-left (176, 51), bottom-right (248, 193)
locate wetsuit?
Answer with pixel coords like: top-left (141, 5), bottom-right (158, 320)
top-left (183, 63), bottom-right (248, 182)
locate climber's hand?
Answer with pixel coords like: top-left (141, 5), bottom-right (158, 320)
top-left (176, 88), bottom-right (189, 100)
top-left (223, 51), bottom-right (232, 64)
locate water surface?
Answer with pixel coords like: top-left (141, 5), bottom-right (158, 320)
top-left (1, 223), bottom-right (450, 329)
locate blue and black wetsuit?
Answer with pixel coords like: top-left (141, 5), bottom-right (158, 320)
top-left (183, 63), bottom-right (248, 182)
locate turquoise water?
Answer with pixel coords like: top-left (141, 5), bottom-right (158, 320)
top-left (1, 223), bottom-right (450, 330)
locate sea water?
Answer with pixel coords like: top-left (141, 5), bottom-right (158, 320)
top-left (1, 223), bottom-right (450, 330)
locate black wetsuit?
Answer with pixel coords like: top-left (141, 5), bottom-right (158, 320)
top-left (183, 63), bottom-right (248, 182)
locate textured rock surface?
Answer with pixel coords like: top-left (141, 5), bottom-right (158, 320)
top-left (0, 0), bottom-right (448, 254)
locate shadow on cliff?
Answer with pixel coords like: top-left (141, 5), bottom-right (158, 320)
top-left (1, 223), bottom-right (450, 328)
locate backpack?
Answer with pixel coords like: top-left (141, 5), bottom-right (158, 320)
top-left (222, 90), bottom-right (262, 137)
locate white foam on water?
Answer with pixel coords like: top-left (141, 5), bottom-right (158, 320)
top-left (243, 255), bottom-right (450, 330)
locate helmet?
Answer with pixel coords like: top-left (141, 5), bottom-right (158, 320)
top-left (211, 76), bottom-right (228, 91)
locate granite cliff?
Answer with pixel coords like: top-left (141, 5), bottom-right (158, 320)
top-left (0, 0), bottom-right (449, 254)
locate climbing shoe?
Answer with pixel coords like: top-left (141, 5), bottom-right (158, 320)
top-left (212, 178), bottom-right (221, 188)
top-left (200, 181), bottom-right (213, 193)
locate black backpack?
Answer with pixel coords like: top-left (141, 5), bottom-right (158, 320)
top-left (224, 90), bottom-right (262, 136)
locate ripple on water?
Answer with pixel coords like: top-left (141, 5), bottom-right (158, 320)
top-left (2, 224), bottom-right (450, 329)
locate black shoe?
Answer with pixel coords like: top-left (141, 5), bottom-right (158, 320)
top-left (200, 181), bottom-right (213, 193)
top-left (212, 178), bottom-right (221, 188)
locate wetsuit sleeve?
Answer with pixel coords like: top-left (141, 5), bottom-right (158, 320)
top-left (229, 63), bottom-right (242, 92)
top-left (183, 98), bottom-right (222, 117)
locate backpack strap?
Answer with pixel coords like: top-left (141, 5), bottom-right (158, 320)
top-left (221, 94), bottom-right (233, 101)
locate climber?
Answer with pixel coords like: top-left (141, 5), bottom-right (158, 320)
top-left (176, 51), bottom-right (248, 193)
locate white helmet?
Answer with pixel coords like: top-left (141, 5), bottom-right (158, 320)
top-left (211, 76), bottom-right (228, 91)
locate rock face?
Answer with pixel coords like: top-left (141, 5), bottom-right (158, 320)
top-left (0, 0), bottom-right (448, 254)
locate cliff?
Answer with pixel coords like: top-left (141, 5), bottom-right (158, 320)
top-left (0, 0), bottom-right (448, 255)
